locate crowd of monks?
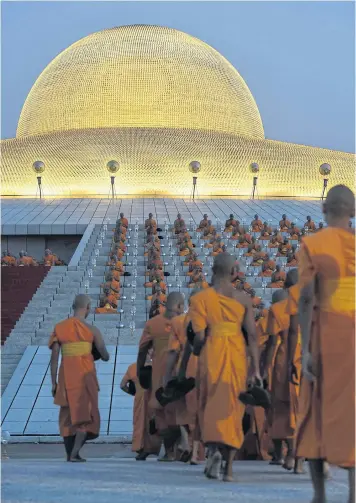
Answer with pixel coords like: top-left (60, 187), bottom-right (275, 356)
top-left (50, 187), bottom-right (355, 503)
top-left (1, 248), bottom-right (65, 267)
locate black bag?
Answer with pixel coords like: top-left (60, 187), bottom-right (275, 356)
top-left (127, 380), bottom-right (136, 396)
top-left (138, 365), bottom-right (152, 390)
top-left (91, 342), bottom-right (102, 361)
top-left (186, 321), bottom-right (196, 345)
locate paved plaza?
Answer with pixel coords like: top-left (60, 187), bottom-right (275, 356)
top-left (1, 449), bottom-right (350, 503)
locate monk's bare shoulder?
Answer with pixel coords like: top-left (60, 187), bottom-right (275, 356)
top-left (232, 289), bottom-right (252, 309)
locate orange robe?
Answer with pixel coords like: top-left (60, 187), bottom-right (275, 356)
top-left (304, 221), bottom-right (316, 232)
top-left (121, 363), bottom-right (161, 455)
top-left (150, 293), bottom-right (167, 305)
top-left (110, 249), bottom-right (124, 260)
top-left (107, 293), bottom-right (119, 307)
top-left (119, 217), bottom-right (129, 228)
top-left (49, 318), bottom-right (100, 439)
top-left (267, 298), bottom-right (301, 439)
top-left (44, 254), bottom-right (58, 266)
top-left (279, 219), bottom-right (291, 231)
top-left (138, 314), bottom-right (177, 431)
top-left (286, 254), bottom-right (298, 267)
top-left (268, 270), bottom-right (286, 288)
top-left (145, 218), bottom-right (157, 229)
top-left (277, 244), bottom-right (291, 256)
top-left (189, 273), bottom-right (208, 289)
top-left (189, 288), bottom-right (247, 449)
top-left (251, 251), bottom-right (268, 265)
top-left (144, 270), bottom-right (164, 287)
top-left (95, 305), bottom-right (117, 314)
top-left (294, 227), bottom-right (355, 467)
top-left (197, 220), bottom-right (209, 232)
top-left (224, 219), bottom-right (237, 232)
top-left (17, 257), bottom-right (37, 266)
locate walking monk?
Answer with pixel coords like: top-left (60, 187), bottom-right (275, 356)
top-left (190, 253), bottom-right (261, 481)
top-left (49, 294), bottom-right (110, 462)
top-left (292, 185), bottom-right (355, 503)
top-left (137, 292), bottom-right (185, 461)
top-left (120, 355), bottom-right (161, 461)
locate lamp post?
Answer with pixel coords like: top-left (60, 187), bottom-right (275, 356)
top-left (32, 161), bottom-right (45, 199)
top-left (249, 162), bottom-right (259, 200)
top-left (189, 161), bottom-right (201, 200)
top-left (107, 160), bottom-right (120, 199)
top-left (319, 163), bottom-right (331, 200)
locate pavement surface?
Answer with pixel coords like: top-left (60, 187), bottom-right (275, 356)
top-left (1, 445), bottom-right (350, 503)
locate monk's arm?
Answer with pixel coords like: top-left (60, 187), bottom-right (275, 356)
top-left (193, 331), bottom-right (206, 356)
top-left (262, 335), bottom-right (277, 381)
top-left (50, 342), bottom-right (60, 394)
top-left (92, 327), bottom-right (110, 361)
top-left (177, 341), bottom-right (192, 379)
top-left (298, 279), bottom-right (315, 355)
top-left (243, 303), bottom-right (261, 380)
top-left (287, 314), bottom-right (299, 383)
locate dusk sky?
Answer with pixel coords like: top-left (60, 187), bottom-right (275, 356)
top-left (2, 1), bottom-right (355, 152)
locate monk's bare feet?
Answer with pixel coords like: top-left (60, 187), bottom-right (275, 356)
top-left (282, 456), bottom-right (294, 471)
top-left (206, 451), bottom-right (222, 480)
top-left (294, 458), bottom-right (305, 474)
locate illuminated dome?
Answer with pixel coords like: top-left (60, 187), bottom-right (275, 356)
top-left (16, 25), bottom-right (264, 139)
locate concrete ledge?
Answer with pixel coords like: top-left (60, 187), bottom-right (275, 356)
top-left (8, 435), bottom-right (132, 444)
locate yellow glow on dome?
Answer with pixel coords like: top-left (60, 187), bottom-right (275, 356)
top-left (17, 25), bottom-right (264, 139)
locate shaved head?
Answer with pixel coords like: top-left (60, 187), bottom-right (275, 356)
top-left (285, 268), bottom-right (298, 288)
top-left (166, 292), bottom-right (185, 311)
top-left (323, 185), bottom-right (355, 219)
top-left (272, 289), bottom-right (288, 304)
top-left (212, 253), bottom-right (236, 277)
top-left (73, 294), bottom-right (91, 310)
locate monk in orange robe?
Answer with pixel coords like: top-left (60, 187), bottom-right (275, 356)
top-left (110, 247), bottom-right (124, 260)
top-left (49, 294), bottom-right (109, 462)
top-left (144, 269), bottom-right (164, 287)
top-left (109, 266), bottom-right (123, 282)
top-left (149, 299), bottom-right (166, 319)
top-left (147, 252), bottom-right (163, 271)
top-left (150, 285), bottom-right (167, 306)
top-left (186, 255), bottom-right (204, 276)
top-left (1, 251), bottom-right (16, 266)
top-left (244, 237), bottom-right (259, 256)
top-left (304, 215), bottom-right (316, 232)
top-left (190, 253), bottom-right (261, 481)
top-left (231, 221), bottom-right (244, 240)
top-left (279, 214), bottom-right (291, 231)
top-left (277, 238), bottom-right (292, 257)
top-left (289, 223), bottom-right (301, 240)
top-left (174, 213), bottom-right (186, 234)
top-left (188, 267), bottom-right (208, 289)
top-left (179, 238), bottom-right (193, 256)
top-left (114, 224), bottom-right (127, 239)
top-left (43, 249), bottom-right (60, 266)
top-left (102, 272), bottom-right (121, 293)
top-left (145, 213), bottom-right (157, 230)
top-left (95, 298), bottom-right (117, 314)
top-left (118, 212), bottom-right (129, 229)
top-left (260, 222), bottom-right (273, 240)
top-left (259, 256), bottom-right (276, 277)
top-left (268, 265), bottom-right (286, 288)
top-left (236, 233), bottom-right (252, 248)
top-left (177, 229), bottom-right (191, 245)
top-left (17, 251), bottom-right (37, 266)
top-left (137, 293), bottom-right (185, 461)
top-left (251, 248), bottom-right (268, 266)
top-left (203, 221), bottom-right (215, 239)
top-left (197, 214), bottom-right (209, 232)
top-left (211, 242), bottom-right (224, 256)
top-left (251, 214), bottom-right (263, 232)
top-left (121, 359), bottom-right (161, 460)
top-left (205, 230), bottom-right (221, 248)
top-left (224, 214), bottom-right (237, 232)
top-left (100, 287), bottom-right (119, 309)
top-left (286, 246), bottom-right (298, 267)
top-left (264, 269), bottom-right (303, 473)
top-left (291, 185), bottom-right (355, 503)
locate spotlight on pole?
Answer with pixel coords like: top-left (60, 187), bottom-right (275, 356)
top-left (107, 160), bottom-right (120, 199)
top-left (189, 161), bottom-right (201, 200)
top-left (319, 163), bottom-right (331, 200)
top-left (32, 161), bottom-right (45, 199)
top-left (249, 162), bottom-right (259, 200)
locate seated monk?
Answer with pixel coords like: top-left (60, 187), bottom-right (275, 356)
top-left (279, 214), bottom-right (291, 231)
top-left (43, 249), bottom-right (62, 266)
top-left (231, 221), bottom-right (244, 240)
top-left (118, 212), bottom-right (129, 229)
top-left (316, 221), bottom-right (324, 232)
top-left (109, 256), bottom-right (125, 274)
top-left (202, 220), bottom-right (215, 239)
top-left (205, 230), bottom-right (222, 248)
top-left (100, 287), bottom-right (119, 309)
top-left (147, 252), bottom-right (163, 271)
top-left (250, 289), bottom-right (263, 308)
top-left (211, 242), bottom-right (224, 256)
top-left (277, 238), bottom-right (291, 257)
top-left (110, 247), bottom-right (124, 260)
top-left (144, 270), bottom-right (164, 287)
top-left (144, 237), bottom-right (161, 256)
top-left (150, 285), bottom-right (167, 305)
top-left (285, 245), bottom-right (298, 267)
top-left (304, 215), bottom-right (316, 232)
top-left (102, 273), bottom-right (121, 294)
top-left (251, 248), bottom-right (268, 265)
top-left (197, 213), bottom-right (209, 232)
top-left (244, 238), bottom-right (260, 256)
top-left (174, 213), bottom-right (186, 234)
top-left (224, 214), bottom-right (237, 232)
top-left (268, 265), bottom-right (286, 288)
top-left (149, 299), bottom-right (166, 319)
top-left (113, 237), bottom-right (127, 252)
top-left (109, 266), bottom-right (123, 282)
top-left (187, 258), bottom-right (204, 276)
top-left (179, 238), bottom-right (193, 256)
top-left (259, 222), bottom-right (273, 240)
top-left (145, 213), bottom-right (157, 230)
top-left (177, 229), bottom-right (191, 245)
top-left (95, 297), bottom-right (117, 314)
top-left (146, 281), bottom-right (167, 300)
top-left (17, 251), bottom-right (37, 266)
top-left (236, 233), bottom-right (252, 248)
top-left (113, 229), bottom-right (127, 245)
top-left (251, 214), bottom-right (263, 232)
top-left (1, 250), bottom-right (16, 266)
top-left (259, 255), bottom-right (276, 276)
top-left (188, 266), bottom-right (208, 288)
top-left (288, 222), bottom-right (301, 240)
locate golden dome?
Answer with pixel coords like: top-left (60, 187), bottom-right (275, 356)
top-left (16, 25), bottom-right (264, 139)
